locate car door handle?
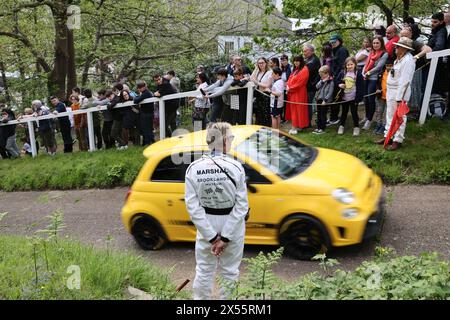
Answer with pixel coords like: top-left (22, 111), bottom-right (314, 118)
top-left (179, 198), bottom-right (185, 202)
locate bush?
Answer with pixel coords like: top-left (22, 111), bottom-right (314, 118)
top-left (225, 247), bottom-right (450, 300)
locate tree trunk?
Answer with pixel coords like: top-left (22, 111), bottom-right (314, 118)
top-left (0, 61), bottom-right (11, 103)
top-left (403, 0), bottom-right (410, 20)
top-left (66, 28), bottom-right (77, 95)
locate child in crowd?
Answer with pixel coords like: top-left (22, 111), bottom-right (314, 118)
top-left (336, 57), bottom-right (364, 136)
top-left (313, 65), bottom-right (334, 134)
top-left (269, 67), bottom-right (284, 130)
top-left (21, 136), bottom-right (32, 156)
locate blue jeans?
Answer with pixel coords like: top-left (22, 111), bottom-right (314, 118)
top-left (364, 79), bottom-right (378, 121)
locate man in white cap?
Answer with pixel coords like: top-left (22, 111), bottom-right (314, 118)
top-left (375, 37), bottom-right (416, 151)
top-left (185, 122), bottom-right (249, 299)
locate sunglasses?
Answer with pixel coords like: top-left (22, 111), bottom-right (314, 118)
top-left (390, 69), bottom-right (395, 77)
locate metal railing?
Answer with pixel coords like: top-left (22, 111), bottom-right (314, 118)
top-left (0, 83), bottom-right (255, 157)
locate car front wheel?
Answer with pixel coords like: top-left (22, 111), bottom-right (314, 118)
top-left (131, 215), bottom-right (167, 250)
top-left (279, 215), bottom-right (330, 260)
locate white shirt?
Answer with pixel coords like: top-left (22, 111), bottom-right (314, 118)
top-left (185, 153), bottom-right (249, 241)
top-left (387, 52), bottom-right (416, 102)
top-left (270, 79), bottom-right (285, 109)
top-left (194, 82), bottom-right (210, 109)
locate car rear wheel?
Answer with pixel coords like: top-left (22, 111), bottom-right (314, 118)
top-left (131, 215), bottom-right (167, 250)
top-left (279, 215), bottom-right (330, 260)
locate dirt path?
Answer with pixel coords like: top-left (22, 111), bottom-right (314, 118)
top-left (1, 185), bottom-right (449, 292)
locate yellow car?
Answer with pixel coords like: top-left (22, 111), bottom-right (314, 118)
top-left (121, 125), bottom-right (385, 260)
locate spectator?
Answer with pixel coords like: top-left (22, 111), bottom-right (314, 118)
top-left (372, 66), bottom-right (388, 135)
top-left (355, 37), bottom-right (372, 71)
top-left (320, 42), bottom-right (334, 71)
top-left (229, 68), bottom-right (249, 125)
top-left (226, 54), bottom-right (237, 75)
top-left (269, 67), bottom-right (284, 130)
top-left (269, 57), bottom-right (280, 69)
top-left (69, 95), bottom-right (88, 151)
top-left (303, 43), bottom-right (321, 127)
top-left (362, 35), bottom-right (388, 131)
top-left (1, 108), bottom-right (20, 158)
top-left (196, 65), bottom-right (210, 84)
top-left (233, 56), bottom-right (251, 78)
top-left (280, 54), bottom-right (292, 122)
top-left (376, 37), bottom-right (416, 151)
top-left (20, 136), bottom-right (32, 156)
top-left (204, 68), bottom-right (234, 123)
top-left (403, 16), bottom-right (421, 41)
top-left (17, 106), bottom-right (40, 154)
top-left (106, 89), bottom-right (127, 150)
top-left (286, 55), bottom-right (309, 134)
top-left (400, 26), bottom-right (432, 113)
top-left (336, 57), bottom-right (364, 136)
top-left (250, 57), bottom-right (273, 127)
top-left (154, 74), bottom-right (179, 137)
top-left (329, 34), bottom-right (349, 125)
top-left (32, 100), bottom-right (56, 155)
top-left (82, 88), bottom-right (103, 150)
top-left (166, 70), bottom-right (181, 93)
top-left (120, 89), bottom-right (138, 147)
top-left (428, 12), bottom-right (448, 94)
top-left (50, 96), bottom-right (73, 153)
top-left (190, 72), bottom-right (210, 130)
top-left (313, 65), bottom-right (334, 135)
top-left (133, 80), bottom-right (155, 145)
top-left (385, 25), bottom-right (400, 64)
top-left (93, 89), bottom-right (113, 149)
top-left (373, 24), bottom-right (387, 43)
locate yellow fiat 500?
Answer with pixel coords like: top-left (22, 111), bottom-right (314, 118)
top-left (121, 126), bottom-right (385, 260)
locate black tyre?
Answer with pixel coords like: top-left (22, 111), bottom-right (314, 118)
top-left (131, 215), bottom-right (167, 250)
top-left (279, 215), bottom-right (331, 260)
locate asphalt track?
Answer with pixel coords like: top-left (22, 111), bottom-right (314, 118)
top-left (1, 185), bottom-right (449, 294)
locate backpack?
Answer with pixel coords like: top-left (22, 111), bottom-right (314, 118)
top-left (428, 93), bottom-right (447, 119)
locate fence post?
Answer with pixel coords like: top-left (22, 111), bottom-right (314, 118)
top-left (27, 120), bottom-right (38, 158)
top-left (87, 110), bottom-right (96, 151)
top-left (246, 83), bottom-right (254, 125)
top-left (419, 57), bottom-right (438, 125)
top-left (159, 99), bottom-right (166, 140)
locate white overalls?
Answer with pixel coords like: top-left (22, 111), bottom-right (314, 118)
top-left (185, 152), bottom-right (249, 300)
top-left (384, 52), bottom-right (416, 143)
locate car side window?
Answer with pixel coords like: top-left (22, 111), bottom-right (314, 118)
top-left (151, 152), bottom-right (202, 182)
top-left (242, 163), bottom-right (271, 184)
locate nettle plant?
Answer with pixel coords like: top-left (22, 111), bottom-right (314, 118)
top-left (221, 247), bottom-right (449, 300)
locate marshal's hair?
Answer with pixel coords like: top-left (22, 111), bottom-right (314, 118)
top-left (206, 122), bottom-right (232, 151)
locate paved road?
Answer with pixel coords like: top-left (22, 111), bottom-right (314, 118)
top-left (1, 185), bottom-right (449, 293)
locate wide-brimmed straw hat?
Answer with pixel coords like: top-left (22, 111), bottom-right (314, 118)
top-left (394, 37), bottom-right (414, 51)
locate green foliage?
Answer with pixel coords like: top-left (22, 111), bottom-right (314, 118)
top-left (0, 145), bottom-right (146, 191)
top-left (228, 247), bottom-right (450, 300)
top-left (35, 209), bottom-right (66, 243)
top-left (222, 247), bottom-right (285, 300)
top-left (0, 235), bottom-right (185, 300)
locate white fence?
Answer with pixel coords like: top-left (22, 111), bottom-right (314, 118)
top-left (419, 48), bottom-right (450, 125)
top-left (0, 83), bottom-right (255, 157)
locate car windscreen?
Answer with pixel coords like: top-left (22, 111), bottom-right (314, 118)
top-left (234, 128), bottom-right (317, 179)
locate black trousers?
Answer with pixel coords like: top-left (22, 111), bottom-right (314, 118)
top-left (330, 103), bottom-right (340, 122)
top-left (59, 120), bottom-right (73, 153)
top-left (316, 100), bottom-right (329, 130)
top-left (164, 108), bottom-right (177, 138)
top-left (94, 125), bottom-right (102, 149)
top-left (339, 100), bottom-right (359, 127)
top-left (102, 120), bottom-right (114, 149)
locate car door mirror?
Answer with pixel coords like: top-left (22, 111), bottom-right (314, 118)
top-left (246, 176), bottom-right (258, 193)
